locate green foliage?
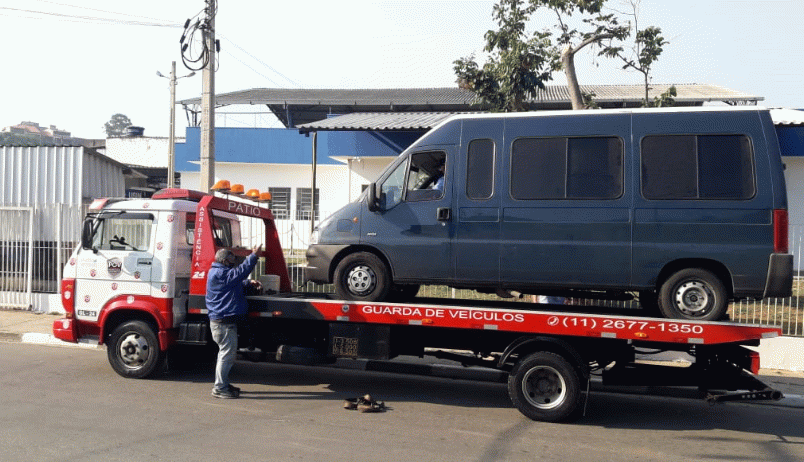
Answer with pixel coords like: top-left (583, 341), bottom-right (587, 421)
top-left (613, 1), bottom-right (673, 107)
top-left (103, 113), bottom-right (133, 138)
top-left (649, 85), bottom-right (677, 108)
top-left (454, 0), bottom-right (558, 112)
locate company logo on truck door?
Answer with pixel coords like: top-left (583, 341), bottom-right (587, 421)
top-left (107, 258), bottom-right (122, 276)
top-left (361, 305), bottom-right (525, 323)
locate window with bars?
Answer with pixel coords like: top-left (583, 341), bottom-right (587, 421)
top-left (295, 187), bottom-right (320, 220)
top-left (269, 187), bottom-right (291, 220)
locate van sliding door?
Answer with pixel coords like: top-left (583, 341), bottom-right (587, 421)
top-left (500, 114), bottom-right (632, 291)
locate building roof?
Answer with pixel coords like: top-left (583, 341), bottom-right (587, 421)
top-left (297, 112), bottom-right (467, 132)
top-left (770, 108), bottom-right (804, 126)
top-left (180, 84), bottom-right (761, 129)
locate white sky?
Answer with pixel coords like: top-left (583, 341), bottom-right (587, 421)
top-left (1, 0), bottom-right (802, 139)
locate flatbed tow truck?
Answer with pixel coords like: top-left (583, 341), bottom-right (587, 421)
top-left (53, 187), bottom-right (784, 422)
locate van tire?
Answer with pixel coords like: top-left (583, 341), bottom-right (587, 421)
top-left (658, 268), bottom-right (728, 321)
top-left (334, 252), bottom-right (391, 302)
top-left (508, 351), bottom-right (582, 422)
top-left (107, 320), bottom-right (165, 379)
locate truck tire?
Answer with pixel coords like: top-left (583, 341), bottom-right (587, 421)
top-left (508, 351), bottom-right (582, 422)
top-left (333, 252), bottom-right (391, 302)
top-left (107, 320), bottom-right (165, 379)
top-left (658, 268), bottom-right (728, 321)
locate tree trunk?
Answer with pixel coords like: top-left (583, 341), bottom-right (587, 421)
top-left (561, 45), bottom-right (584, 110)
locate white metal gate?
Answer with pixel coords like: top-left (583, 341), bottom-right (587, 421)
top-left (0, 207), bottom-right (33, 309)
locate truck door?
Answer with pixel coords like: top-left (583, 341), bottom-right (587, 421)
top-left (361, 148), bottom-right (454, 282)
top-left (74, 212), bottom-right (156, 322)
top-left (454, 119), bottom-right (504, 284)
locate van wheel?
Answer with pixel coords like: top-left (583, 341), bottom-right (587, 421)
top-left (658, 268), bottom-right (728, 321)
top-left (334, 252), bottom-right (391, 301)
top-left (107, 320), bottom-right (165, 379)
top-left (508, 352), bottom-right (582, 422)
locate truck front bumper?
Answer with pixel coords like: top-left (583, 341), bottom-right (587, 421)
top-left (52, 318), bottom-right (78, 343)
top-left (305, 244), bottom-right (349, 283)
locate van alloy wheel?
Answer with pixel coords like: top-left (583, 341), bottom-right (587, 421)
top-left (333, 252), bottom-right (391, 302)
top-left (346, 264), bottom-right (377, 296)
top-left (658, 268), bottom-right (728, 321)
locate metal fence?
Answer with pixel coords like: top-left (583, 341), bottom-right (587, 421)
top-left (2, 205), bottom-right (802, 336)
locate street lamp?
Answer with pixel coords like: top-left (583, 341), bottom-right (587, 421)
top-left (157, 62), bottom-right (195, 188)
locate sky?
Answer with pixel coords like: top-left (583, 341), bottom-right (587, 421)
top-left (1, 0), bottom-right (802, 139)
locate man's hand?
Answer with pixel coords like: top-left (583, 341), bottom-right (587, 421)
top-left (252, 243), bottom-right (263, 254)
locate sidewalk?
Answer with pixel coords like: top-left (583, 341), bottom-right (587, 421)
top-left (1, 308), bottom-right (803, 408)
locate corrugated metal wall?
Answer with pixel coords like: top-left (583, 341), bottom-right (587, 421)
top-left (0, 146), bottom-right (125, 206)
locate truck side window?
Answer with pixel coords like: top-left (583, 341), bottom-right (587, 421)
top-left (467, 139), bottom-right (495, 200)
top-left (641, 134), bottom-right (755, 200)
top-left (92, 213), bottom-right (154, 251)
top-left (511, 136), bottom-right (623, 200)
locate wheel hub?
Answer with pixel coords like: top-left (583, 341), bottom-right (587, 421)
top-left (118, 333), bottom-right (150, 368)
top-left (674, 281), bottom-right (712, 316)
top-left (346, 264), bottom-right (376, 296)
top-left (522, 366), bottom-right (566, 410)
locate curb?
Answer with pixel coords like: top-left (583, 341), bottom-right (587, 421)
top-left (14, 332), bottom-right (101, 349)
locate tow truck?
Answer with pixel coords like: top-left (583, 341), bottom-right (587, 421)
top-left (53, 186), bottom-right (784, 422)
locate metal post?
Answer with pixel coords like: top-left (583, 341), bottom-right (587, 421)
top-left (311, 131), bottom-right (317, 235)
top-left (199, 0), bottom-right (216, 191)
top-left (168, 61), bottom-right (177, 188)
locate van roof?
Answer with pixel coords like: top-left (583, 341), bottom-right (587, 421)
top-left (412, 106), bottom-right (768, 146)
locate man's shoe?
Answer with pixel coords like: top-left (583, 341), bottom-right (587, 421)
top-left (227, 385), bottom-right (241, 396)
top-left (211, 388), bottom-right (238, 399)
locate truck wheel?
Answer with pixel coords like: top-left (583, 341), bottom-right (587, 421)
top-left (508, 351), bottom-right (582, 422)
top-left (334, 252), bottom-right (391, 301)
top-left (107, 320), bottom-right (165, 379)
top-left (658, 268), bottom-right (728, 321)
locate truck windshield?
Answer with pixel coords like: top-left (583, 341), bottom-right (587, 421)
top-left (90, 213), bottom-right (154, 251)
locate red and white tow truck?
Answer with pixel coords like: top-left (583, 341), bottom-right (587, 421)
top-left (53, 187), bottom-right (783, 422)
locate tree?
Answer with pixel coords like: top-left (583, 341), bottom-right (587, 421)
top-left (610, 0), bottom-right (675, 107)
top-left (534, 0), bottom-right (630, 110)
top-left (453, 0), bottom-right (558, 112)
top-left (103, 114), bottom-right (133, 138)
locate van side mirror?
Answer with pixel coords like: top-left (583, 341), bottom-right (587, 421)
top-left (367, 182), bottom-right (381, 212)
top-left (81, 220), bottom-right (97, 253)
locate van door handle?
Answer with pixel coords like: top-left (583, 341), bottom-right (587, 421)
top-left (437, 208), bottom-right (451, 221)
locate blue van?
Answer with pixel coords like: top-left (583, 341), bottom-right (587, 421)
top-left (305, 107), bottom-right (793, 320)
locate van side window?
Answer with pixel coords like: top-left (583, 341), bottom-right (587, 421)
top-left (641, 134), bottom-right (755, 200)
top-left (510, 136), bottom-right (623, 200)
top-left (467, 139), bottom-right (494, 200)
top-left (404, 151), bottom-right (447, 202)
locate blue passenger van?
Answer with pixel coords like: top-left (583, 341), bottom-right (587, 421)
top-left (305, 107), bottom-right (793, 320)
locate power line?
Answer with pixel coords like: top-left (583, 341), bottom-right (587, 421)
top-left (0, 6), bottom-right (181, 27)
top-left (31, 0), bottom-right (177, 23)
top-left (218, 34), bottom-right (302, 88)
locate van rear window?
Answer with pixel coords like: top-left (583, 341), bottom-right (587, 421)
top-left (641, 134), bottom-right (755, 200)
top-left (510, 136), bottom-right (623, 200)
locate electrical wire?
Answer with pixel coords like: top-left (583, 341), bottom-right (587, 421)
top-left (0, 6), bottom-right (181, 27)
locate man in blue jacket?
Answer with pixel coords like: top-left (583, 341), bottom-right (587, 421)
top-left (206, 243), bottom-right (262, 399)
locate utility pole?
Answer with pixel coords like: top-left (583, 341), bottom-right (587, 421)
top-left (199, 0), bottom-right (216, 192)
top-left (158, 62), bottom-right (194, 188)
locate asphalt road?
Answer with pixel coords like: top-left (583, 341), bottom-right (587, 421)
top-left (2, 342), bottom-right (804, 462)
